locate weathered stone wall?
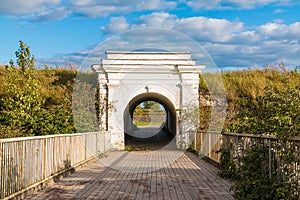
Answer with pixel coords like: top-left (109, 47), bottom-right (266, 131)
top-left (199, 92), bottom-right (226, 107)
top-left (199, 92), bottom-right (227, 130)
top-left (133, 114), bottom-right (166, 123)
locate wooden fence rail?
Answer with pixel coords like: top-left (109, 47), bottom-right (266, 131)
top-left (0, 132), bottom-right (111, 199)
top-left (193, 131), bottom-right (222, 162)
top-left (221, 132), bottom-right (300, 191)
top-left (194, 131), bottom-right (300, 194)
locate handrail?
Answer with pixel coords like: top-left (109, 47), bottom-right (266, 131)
top-left (197, 130), bottom-right (300, 141)
top-left (0, 131), bottom-right (100, 142)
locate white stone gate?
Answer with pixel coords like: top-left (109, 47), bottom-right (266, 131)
top-left (92, 51), bottom-right (205, 150)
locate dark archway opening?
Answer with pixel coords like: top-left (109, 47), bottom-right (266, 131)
top-left (124, 92), bottom-right (176, 151)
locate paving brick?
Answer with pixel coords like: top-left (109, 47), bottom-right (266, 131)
top-left (25, 151), bottom-right (234, 200)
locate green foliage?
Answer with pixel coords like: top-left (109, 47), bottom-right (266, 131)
top-left (216, 145), bottom-right (236, 179)
top-left (231, 146), bottom-right (293, 200)
top-left (218, 140), bottom-right (299, 199)
top-left (133, 121), bottom-right (162, 126)
top-left (132, 101), bottom-right (166, 128)
top-left (198, 66), bottom-right (300, 133)
top-left (37, 93), bottom-right (75, 135)
top-left (187, 143), bottom-right (199, 154)
top-left (124, 144), bottom-right (147, 151)
top-left (199, 74), bottom-right (209, 93)
top-left (143, 101), bottom-right (155, 109)
top-left (1, 41), bottom-right (44, 135)
top-left (230, 84), bottom-right (300, 139)
top-left (72, 80), bottom-right (99, 132)
top-left (223, 67), bottom-right (300, 132)
top-left (0, 41), bottom-right (76, 137)
top-left (141, 101), bottom-right (163, 112)
top-left (95, 82), bottom-right (101, 125)
top-left (40, 67), bottom-right (77, 106)
top-left (133, 104), bottom-right (143, 114)
top-left (0, 124), bottom-right (27, 138)
top-left (213, 67), bottom-right (300, 200)
top-left (124, 145), bottom-right (133, 151)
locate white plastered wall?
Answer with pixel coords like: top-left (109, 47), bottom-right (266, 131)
top-left (93, 52), bottom-right (205, 150)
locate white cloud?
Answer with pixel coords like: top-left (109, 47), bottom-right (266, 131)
top-left (136, 12), bottom-right (176, 27)
top-left (97, 13), bottom-right (300, 69)
top-left (40, 21), bottom-right (300, 70)
top-left (186, 0), bottom-right (293, 10)
top-left (227, 0), bottom-right (291, 9)
top-left (2, 0), bottom-right (291, 18)
top-left (101, 16), bottom-right (129, 34)
top-left (0, 0), bottom-right (61, 15)
top-left (0, 0), bottom-right (177, 21)
top-left (106, 12), bottom-right (244, 43)
top-left (204, 21), bottom-right (300, 68)
top-left (39, 11), bottom-right (300, 69)
top-left (65, 0), bottom-right (177, 18)
top-left (174, 17), bottom-right (244, 42)
top-left (31, 7), bottom-right (70, 22)
top-left (135, 0), bottom-right (177, 10)
top-left (39, 27), bottom-right (221, 70)
top-left (256, 22), bottom-right (300, 40)
top-left (231, 31), bottom-right (261, 44)
top-left (187, 0), bottom-right (223, 10)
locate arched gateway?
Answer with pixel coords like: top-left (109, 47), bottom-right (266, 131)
top-left (92, 51), bottom-right (205, 150)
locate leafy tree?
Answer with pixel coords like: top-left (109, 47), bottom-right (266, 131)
top-left (0, 41), bottom-right (76, 137)
top-left (133, 104), bottom-right (143, 115)
top-left (143, 101), bottom-right (161, 111)
top-left (1, 41), bottom-right (44, 135)
top-left (72, 79), bottom-right (99, 132)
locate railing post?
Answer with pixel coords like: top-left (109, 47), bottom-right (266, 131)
top-left (96, 132), bottom-right (98, 157)
top-left (268, 138), bottom-right (272, 179)
top-left (43, 139), bottom-right (46, 180)
top-left (0, 140), bottom-right (2, 199)
top-left (194, 131), bottom-right (197, 152)
top-left (85, 134), bottom-right (87, 161)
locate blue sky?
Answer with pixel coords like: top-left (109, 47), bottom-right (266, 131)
top-left (1, 0), bottom-right (300, 70)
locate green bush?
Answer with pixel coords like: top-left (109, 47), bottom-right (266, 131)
top-left (0, 41), bottom-right (76, 138)
top-left (230, 84), bottom-right (300, 139)
top-left (199, 67), bottom-right (300, 132)
top-left (218, 144), bottom-right (298, 200)
top-left (232, 146), bottom-right (292, 200)
top-left (217, 73), bottom-right (300, 199)
top-left (216, 144), bottom-right (236, 179)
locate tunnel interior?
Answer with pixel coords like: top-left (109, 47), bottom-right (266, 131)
top-left (124, 92), bottom-right (177, 150)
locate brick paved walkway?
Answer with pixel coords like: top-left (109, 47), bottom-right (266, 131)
top-left (26, 151), bottom-right (234, 200)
